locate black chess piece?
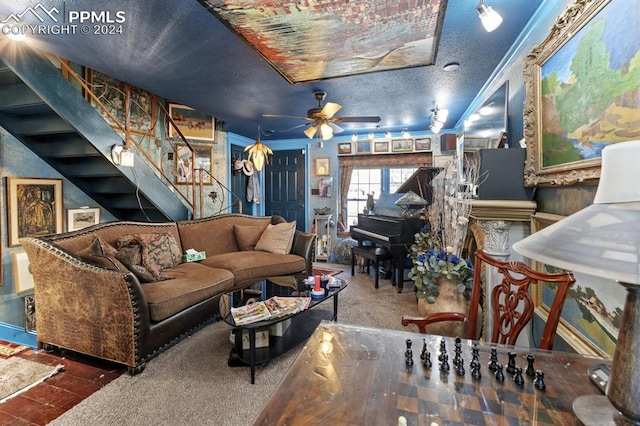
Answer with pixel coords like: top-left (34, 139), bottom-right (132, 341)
top-left (506, 351), bottom-right (517, 375)
top-left (534, 370), bottom-right (546, 390)
top-left (421, 339), bottom-right (427, 361)
top-left (525, 354), bottom-right (536, 377)
top-left (423, 351), bottom-right (432, 369)
top-left (440, 352), bottom-right (450, 372)
top-left (513, 366), bottom-right (524, 386)
top-left (439, 338), bottom-right (447, 361)
top-left (456, 359), bottom-right (465, 376)
top-left (495, 363), bottom-right (505, 382)
top-left (405, 339), bottom-right (414, 366)
top-left (488, 347), bottom-right (499, 372)
top-left (471, 363), bottom-right (482, 380)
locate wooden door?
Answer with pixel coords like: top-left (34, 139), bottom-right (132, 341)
top-left (264, 149), bottom-right (306, 230)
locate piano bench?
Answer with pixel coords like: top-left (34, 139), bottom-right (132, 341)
top-left (351, 246), bottom-right (393, 289)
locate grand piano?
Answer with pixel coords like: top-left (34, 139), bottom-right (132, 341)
top-left (350, 166), bottom-right (441, 292)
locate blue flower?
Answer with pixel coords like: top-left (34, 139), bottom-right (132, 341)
top-left (449, 254), bottom-right (461, 265)
top-left (417, 253), bottom-right (427, 263)
top-left (466, 258), bottom-right (473, 268)
top-left (436, 251), bottom-right (447, 261)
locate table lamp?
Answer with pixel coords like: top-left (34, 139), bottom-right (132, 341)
top-left (512, 140), bottom-right (640, 425)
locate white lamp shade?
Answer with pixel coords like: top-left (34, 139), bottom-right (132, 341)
top-left (513, 141), bottom-right (640, 285)
top-left (477, 1), bottom-right (503, 32)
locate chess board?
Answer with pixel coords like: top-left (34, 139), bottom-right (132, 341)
top-left (254, 322), bottom-right (605, 426)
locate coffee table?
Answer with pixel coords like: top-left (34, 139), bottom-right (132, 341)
top-left (221, 275), bottom-right (347, 383)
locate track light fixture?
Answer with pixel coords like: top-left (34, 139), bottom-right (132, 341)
top-left (430, 106), bottom-right (449, 134)
top-left (477, 0), bottom-right (503, 32)
top-left (401, 129), bottom-right (411, 139)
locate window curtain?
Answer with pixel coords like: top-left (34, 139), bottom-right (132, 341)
top-left (338, 152), bottom-right (432, 225)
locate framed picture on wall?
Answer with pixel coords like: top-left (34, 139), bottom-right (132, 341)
top-left (356, 141), bottom-right (371, 154)
top-left (175, 144), bottom-right (214, 185)
top-left (414, 137), bottom-right (432, 151)
top-left (315, 158), bottom-right (330, 176)
top-left (7, 177), bottom-right (63, 247)
top-left (168, 104), bottom-right (215, 142)
top-left (374, 141), bottom-right (389, 153)
top-left (67, 208), bottom-right (100, 232)
top-left (391, 138), bottom-right (412, 152)
top-left (530, 212), bottom-right (623, 357)
top-left (12, 251), bottom-right (34, 294)
top-left (337, 142), bottom-right (352, 155)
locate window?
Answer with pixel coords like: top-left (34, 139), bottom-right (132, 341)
top-left (346, 166), bottom-right (417, 226)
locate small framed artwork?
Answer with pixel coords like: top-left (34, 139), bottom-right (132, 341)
top-left (374, 141), bottom-right (389, 153)
top-left (391, 138), bottom-right (413, 152)
top-left (175, 144), bottom-right (214, 185)
top-left (25, 294), bottom-right (36, 332)
top-left (337, 142), bottom-right (352, 155)
top-left (7, 177), bottom-right (63, 247)
top-left (315, 157), bottom-right (330, 176)
top-left (319, 177), bottom-right (333, 197)
top-left (67, 208), bottom-right (100, 232)
top-left (414, 137), bottom-right (432, 151)
top-left (168, 103), bottom-right (215, 142)
top-left (356, 141), bottom-right (371, 154)
top-left (12, 251), bottom-right (34, 293)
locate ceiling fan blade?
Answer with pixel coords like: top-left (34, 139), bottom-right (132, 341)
top-left (280, 122), bottom-right (312, 133)
top-left (304, 125), bottom-right (318, 139)
top-left (332, 116), bottom-right (381, 123)
top-left (262, 113), bottom-right (313, 121)
top-left (328, 122), bottom-right (344, 134)
top-left (320, 102), bottom-right (342, 118)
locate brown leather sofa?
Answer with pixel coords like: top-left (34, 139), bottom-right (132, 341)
top-left (20, 214), bottom-right (314, 374)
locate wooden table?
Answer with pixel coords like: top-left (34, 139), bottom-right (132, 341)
top-left (254, 321), bottom-right (608, 425)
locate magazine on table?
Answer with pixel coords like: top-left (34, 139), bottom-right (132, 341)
top-left (231, 296), bottom-right (311, 325)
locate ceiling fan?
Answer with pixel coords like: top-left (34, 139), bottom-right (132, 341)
top-left (262, 91), bottom-right (381, 140)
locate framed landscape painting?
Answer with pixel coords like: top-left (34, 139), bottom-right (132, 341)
top-left (531, 213), bottom-right (623, 357)
top-left (67, 208), bottom-right (100, 231)
top-left (175, 144), bottom-right (214, 184)
top-left (523, 0), bottom-right (640, 186)
top-left (168, 104), bottom-right (215, 142)
top-left (7, 177), bottom-right (63, 247)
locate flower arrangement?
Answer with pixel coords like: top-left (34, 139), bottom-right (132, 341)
top-left (408, 224), bottom-right (474, 303)
top-left (407, 153), bottom-right (480, 304)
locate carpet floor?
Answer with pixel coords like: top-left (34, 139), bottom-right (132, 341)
top-left (0, 356), bottom-right (64, 403)
top-left (51, 263), bottom-right (420, 426)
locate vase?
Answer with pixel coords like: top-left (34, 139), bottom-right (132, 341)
top-left (416, 277), bottom-right (473, 338)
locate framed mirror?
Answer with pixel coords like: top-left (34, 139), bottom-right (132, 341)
top-left (463, 82), bottom-right (509, 151)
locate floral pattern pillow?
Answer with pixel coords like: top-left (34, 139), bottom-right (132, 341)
top-left (116, 233), bottom-right (181, 282)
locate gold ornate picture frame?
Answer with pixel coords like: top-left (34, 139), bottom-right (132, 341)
top-left (314, 158), bottom-right (330, 176)
top-left (7, 177), bottom-right (63, 247)
top-left (522, 0), bottom-right (639, 186)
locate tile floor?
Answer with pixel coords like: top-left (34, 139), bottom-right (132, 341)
top-left (0, 349), bottom-right (124, 425)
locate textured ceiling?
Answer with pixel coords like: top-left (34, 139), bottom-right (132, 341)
top-left (0, 0), bottom-right (542, 140)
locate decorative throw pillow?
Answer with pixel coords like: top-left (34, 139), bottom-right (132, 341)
top-left (116, 233), bottom-right (181, 283)
top-left (233, 225), bottom-right (265, 251)
top-left (254, 221), bottom-right (296, 255)
top-left (77, 237), bottom-right (128, 271)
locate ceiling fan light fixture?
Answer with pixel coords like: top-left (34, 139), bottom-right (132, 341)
top-left (320, 122), bottom-right (334, 140)
top-left (477, 0), bottom-right (503, 32)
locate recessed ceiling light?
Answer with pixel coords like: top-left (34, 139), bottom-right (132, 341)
top-left (443, 62), bottom-right (460, 72)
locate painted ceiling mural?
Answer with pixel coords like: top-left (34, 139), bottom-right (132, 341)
top-left (199, 0), bottom-right (448, 83)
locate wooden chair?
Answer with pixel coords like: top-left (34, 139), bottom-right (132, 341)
top-left (401, 249), bottom-right (576, 350)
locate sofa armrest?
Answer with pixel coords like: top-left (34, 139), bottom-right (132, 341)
top-left (20, 237), bottom-right (149, 368)
top-left (292, 231), bottom-right (316, 276)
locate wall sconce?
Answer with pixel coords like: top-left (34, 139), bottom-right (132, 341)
top-left (111, 144), bottom-right (135, 167)
top-left (477, 0), bottom-right (503, 32)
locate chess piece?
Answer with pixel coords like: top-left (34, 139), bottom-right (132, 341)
top-left (471, 363), bottom-right (482, 380)
top-left (423, 351), bottom-right (432, 369)
top-left (495, 363), bottom-right (505, 382)
top-left (438, 338), bottom-right (446, 361)
top-left (534, 370), bottom-right (546, 390)
top-left (456, 359), bottom-right (465, 376)
top-left (488, 347), bottom-right (499, 372)
top-left (421, 339), bottom-right (427, 361)
top-left (525, 354), bottom-right (536, 377)
top-left (506, 351), bottom-right (517, 375)
top-left (513, 366), bottom-right (524, 386)
top-left (440, 352), bottom-right (450, 372)
top-left (405, 339), bottom-right (414, 367)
